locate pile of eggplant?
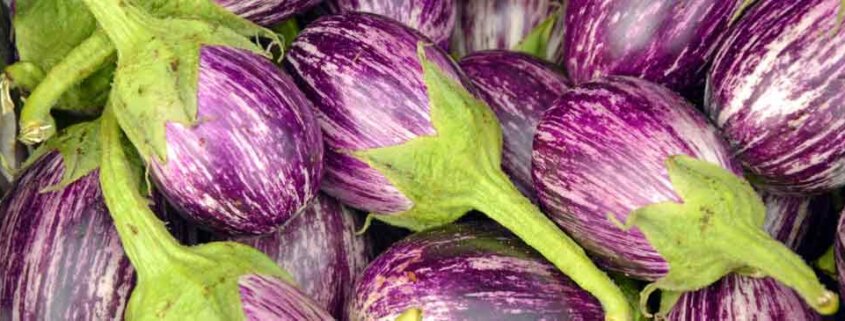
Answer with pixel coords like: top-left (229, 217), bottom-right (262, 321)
top-left (0, 0), bottom-right (843, 320)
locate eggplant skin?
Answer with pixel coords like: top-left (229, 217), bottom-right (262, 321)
top-left (326, 0), bottom-right (457, 50)
top-left (0, 152), bottom-right (132, 321)
top-left (151, 46), bottom-right (323, 236)
top-left (238, 274), bottom-right (335, 321)
top-left (459, 50), bottom-right (569, 201)
top-left (706, 0), bottom-right (845, 193)
top-left (667, 275), bottom-right (821, 321)
top-left (532, 76), bottom-right (738, 279)
top-left (564, 0), bottom-right (741, 97)
top-left (234, 193), bottom-right (371, 319)
top-left (348, 222), bottom-right (603, 321)
top-left (214, 0), bottom-right (322, 25)
top-left (837, 207), bottom-right (845, 303)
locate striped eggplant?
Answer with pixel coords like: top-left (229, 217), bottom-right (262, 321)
top-left (563, 0), bottom-right (743, 97)
top-left (238, 274), bottom-right (335, 320)
top-left (451, 0), bottom-right (565, 62)
top-left (62, 0), bottom-right (323, 236)
top-left (285, 13), bottom-right (632, 320)
top-left (762, 192), bottom-right (838, 260)
top-left (705, 0), bottom-right (845, 193)
top-left (458, 50), bottom-right (569, 201)
top-left (349, 222), bottom-right (604, 321)
top-left (837, 207), bottom-right (845, 306)
top-left (214, 0), bottom-right (322, 25)
top-left (233, 193), bottom-right (371, 318)
top-left (531, 76), bottom-right (837, 316)
top-left (325, 0), bottom-right (456, 50)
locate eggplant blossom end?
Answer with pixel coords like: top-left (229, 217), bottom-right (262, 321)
top-left (620, 155), bottom-right (837, 317)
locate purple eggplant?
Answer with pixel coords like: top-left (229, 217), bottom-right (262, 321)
top-left (451, 0), bottom-right (565, 62)
top-left (705, 0), bottom-right (845, 193)
top-left (763, 192), bottom-right (838, 260)
top-left (349, 222), bottom-right (604, 321)
top-left (459, 50), bottom-right (569, 200)
top-left (325, 0), bottom-right (456, 50)
top-left (286, 13), bottom-right (632, 320)
top-left (532, 76), bottom-right (836, 316)
top-left (238, 274), bottom-right (335, 321)
top-left (214, 0), bottom-right (322, 25)
top-left (563, 0), bottom-right (742, 97)
top-left (837, 207), bottom-right (845, 304)
top-left (233, 193), bottom-right (371, 318)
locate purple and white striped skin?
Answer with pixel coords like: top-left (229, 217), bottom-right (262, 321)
top-left (284, 13), bottom-right (460, 214)
top-left (459, 50), bottom-right (569, 201)
top-left (233, 193), bottom-right (371, 318)
top-left (531, 76), bottom-right (740, 279)
top-left (348, 222), bottom-right (604, 321)
top-left (214, 0), bottom-right (322, 25)
top-left (564, 0), bottom-right (743, 97)
top-left (706, 0), bottom-right (845, 193)
top-left (151, 46), bottom-right (323, 236)
top-left (666, 275), bottom-right (821, 321)
top-left (837, 207), bottom-right (845, 303)
top-left (763, 192), bottom-right (838, 260)
top-left (325, 0), bottom-right (457, 50)
top-left (0, 152), bottom-right (132, 321)
top-left (238, 274), bottom-right (335, 321)
top-left (452, 0), bottom-right (565, 62)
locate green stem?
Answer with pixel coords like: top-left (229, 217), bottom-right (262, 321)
top-left (726, 227), bottom-right (839, 314)
top-left (99, 110), bottom-right (183, 278)
top-left (472, 169), bottom-right (632, 321)
top-left (18, 30), bottom-right (116, 145)
top-left (5, 62), bottom-right (45, 92)
top-left (80, 0), bottom-right (151, 54)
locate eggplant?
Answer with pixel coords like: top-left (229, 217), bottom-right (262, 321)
top-left (762, 192), bottom-right (838, 260)
top-left (45, 0), bottom-right (323, 235)
top-left (238, 274), bottom-right (335, 321)
top-left (325, 0), bottom-right (456, 50)
top-left (349, 222), bottom-right (604, 321)
top-left (233, 193), bottom-right (371, 318)
top-left (214, 0), bottom-right (322, 25)
top-left (563, 0), bottom-right (743, 97)
top-left (837, 207), bottom-right (845, 305)
top-left (285, 13), bottom-right (632, 320)
top-left (531, 76), bottom-right (836, 316)
top-left (705, 0), bottom-right (845, 193)
top-left (458, 50), bottom-right (569, 200)
top-left (451, 0), bottom-right (565, 62)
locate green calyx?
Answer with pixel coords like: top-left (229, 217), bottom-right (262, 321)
top-left (20, 120), bottom-right (102, 191)
top-left (815, 246), bottom-right (837, 279)
top-left (351, 43), bottom-right (633, 321)
top-left (99, 109), bottom-right (291, 321)
top-left (513, 6), bottom-right (560, 60)
top-left (395, 308), bottom-right (423, 321)
top-left (611, 155), bottom-right (838, 317)
top-left (80, 0), bottom-right (271, 163)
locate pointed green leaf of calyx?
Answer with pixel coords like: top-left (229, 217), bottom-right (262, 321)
top-left (395, 308), bottom-right (423, 321)
top-left (815, 246), bottom-right (837, 278)
top-left (352, 43), bottom-right (633, 321)
top-left (81, 0), bottom-right (267, 163)
top-left (613, 155), bottom-right (838, 317)
top-left (271, 19), bottom-right (300, 52)
top-left (99, 110), bottom-right (291, 321)
top-left (514, 9), bottom-right (559, 59)
top-left (15, 120), bottom-right (101, 191)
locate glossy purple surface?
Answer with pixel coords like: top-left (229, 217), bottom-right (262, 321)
top-left (532, 76), bottom-right (738, 279)
top-left (762, 192), bottom-right (837, 259)
top-left (564, 0), bottom-right (741, 96)
top-left (326, 0), bottom-right (457, 49)
top-left (214, 0), bottom-right (322, 25)
top-left (706, 0), bottom-right (845, 193)
top-left (152, 46), bottom-right (323, 236)
top-left (285, 13), bottom-right (463, 214)
top-left (238, 274), bottom-right (334, 321)
top-left (452, 0), bottom-right (565, 62)
top-left (234, 193), bottom-right (370, 318)
top-left (349, 222), bottom-right (603, 321)
top-left (459, 50), bottom-right (569, 201)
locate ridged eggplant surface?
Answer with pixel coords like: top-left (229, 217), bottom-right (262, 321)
top-left (239, 274), bottom-right (335, 320)
top-left (234, 193), bottom-right (370, 318)
top-left (151, 46), bottom-right (323, 236)
top-left (215, 0), bottom-right (322, 25)
top-left (452, 0), bottom-right (565, 62)
top-left (459, 50), bottom-right (569, 201)
top-left (706, 0), bottom-right (845, 193)
top-left (326, 0), bottom-right (456, 50)
top-left (564, 0), bottom-right (742, 96)
top-left (285, 13), bottom-right (461, 214)
top-left (348, 223), bottom-right (603, 321)
top-left (0, 152), bottom-right (132, 321)
top-left (532, 76), bottom-right (739, 278)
